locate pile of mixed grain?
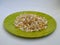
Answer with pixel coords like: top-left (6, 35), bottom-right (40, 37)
top-left (14, 14), bottom-right (48, 32)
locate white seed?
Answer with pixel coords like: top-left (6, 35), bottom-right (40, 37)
top-left (30, 30), bottom-right (34, 32)
top-left (15, 24), bottom-right (18, 27)
top-left (45, 26), bottom-right (47, 29)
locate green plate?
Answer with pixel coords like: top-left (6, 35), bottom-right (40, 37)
top-left (3, 11), bottom-right (56, 39)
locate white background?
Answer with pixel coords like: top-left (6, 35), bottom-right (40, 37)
top-left (0, 0), bottom-right (60, 45)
